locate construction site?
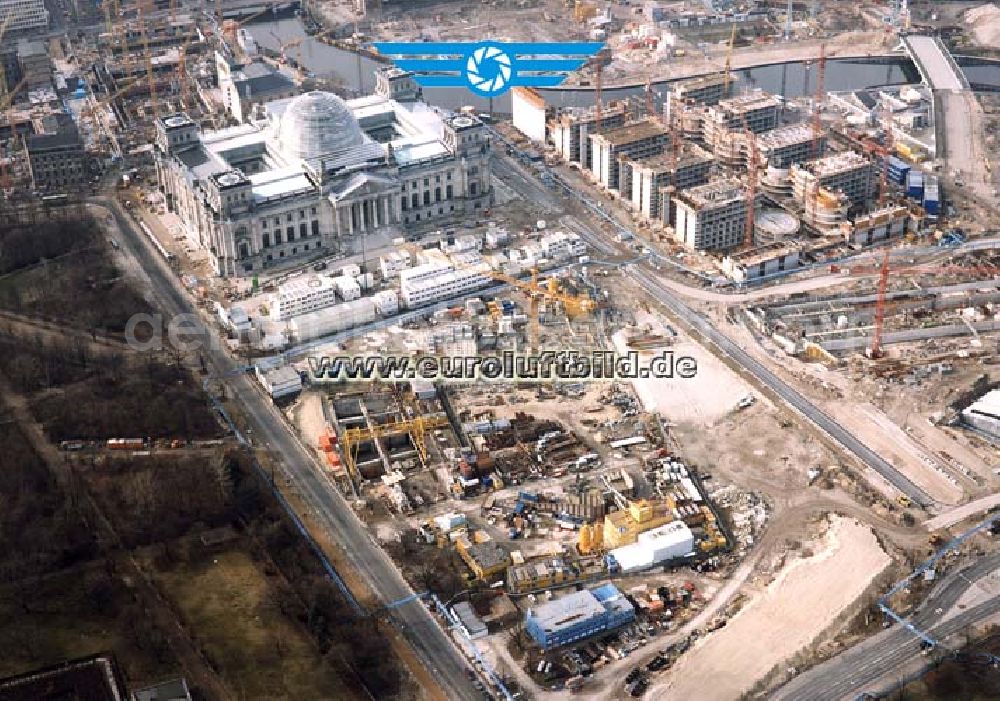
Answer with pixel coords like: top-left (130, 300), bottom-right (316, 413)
top-left (1, 0), bottom-right (996, 699)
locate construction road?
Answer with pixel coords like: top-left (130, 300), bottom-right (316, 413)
top-left (774, 550), bottom-right (1000, 700)
top-left (490, 147), bottom-right (935, 505)
top-left (629, 267), bottom-right (932, 506)
top-left (92, 198), bottom-right (481, 701)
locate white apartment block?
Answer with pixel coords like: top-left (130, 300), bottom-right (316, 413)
top-left (373, 289), bottom-right (399, 315)
top-left (332, 275), bottom-right (361, 301)
top-left (539, 231), bottom-right (587, 260)
top-left (673, 179), bottom-right (753, 252)
top-left (379, 250), bottom-right (412, 278)
top-left (440, 233), bottom-right (482, 255)
top-left (270, 275), bottom-right (339, 320)
top-left (0, 0), bottom-right (48, 33)
top-left (400, 262), bottom-right (492, 308)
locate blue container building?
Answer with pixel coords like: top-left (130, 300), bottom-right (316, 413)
top-left (907, 171), bottom-right (924, 200)
top-left (923, 175), bottom-right (940, 216)
top-left (886, 156), bottom-right (910, 187)
top-left (525, 584), bottom-right (635, 650)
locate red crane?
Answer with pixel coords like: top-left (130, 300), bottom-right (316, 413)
top-left (741, 116), bottom-right (758, 248)
top-left (869, 248), bottom-right (891, 358)
top-left (594, 61), bottom-right (603, 135)
top-left (841, 255), bottom-right (1000, 360)
top-left (811, 43), bottom-right (826, 159)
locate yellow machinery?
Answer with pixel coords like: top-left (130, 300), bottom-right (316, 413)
top-left (574, 0), bottom-right (597, 23)
top-left (489, 268), bottom-right (597, 350)
top-left (722, 25), bottom-right (737, 96)
top-left (340, 415), bottom-right (449, 478)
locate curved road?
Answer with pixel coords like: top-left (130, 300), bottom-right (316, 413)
top-left (774, 551), bottom-right (1000, 700)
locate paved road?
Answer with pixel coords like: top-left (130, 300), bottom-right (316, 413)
top-left (628, 267), bottom-right (933, 507)
top-left (774, 551), bottom-right (1000, 700)
top-left (93, 198), bottom-right (481, 701)
top-left (903, 35), bottom-right (968, 91)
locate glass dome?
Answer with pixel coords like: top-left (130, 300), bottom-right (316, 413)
top-left (279, 91), bottom-right (365, 161)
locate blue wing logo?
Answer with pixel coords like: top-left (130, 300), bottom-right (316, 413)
top-left (371, 41), bottom-right (604, 98)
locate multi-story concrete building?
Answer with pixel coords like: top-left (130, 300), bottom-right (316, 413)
top-left (721, 242), bottom-right (801, 283)
top-left (399, 260), bottom-right (492, 308)
top-left (550, 103), bottom-right (627, 170)
top-left (627, 143), bottom-right (714, 223)
top-left (25, 118), bottom-right (87, 191)
top-left (791, 150), bottom-right (877, 211)
top-left (673, 178), bottom-right (754, 251)
top-left (217, 54), bottom-right (299, 124)
top-left (16, 39), bottom-right (49, 88)
top-left (664, 74), bottom-right (729, 126)
top-left (703, 92), bottom-right (780, 167)
top-left (155, 68), bottom-right (492, 277)
top-left (756, 123), bottom-right (826, 169)
top-left (511, 87), bottom-right (548, 143)
top-left (840, 205), bottom-right (911, 246)
top-left (0, 0), bottom-right (48, 33)
top-left (589, 119), bottom-right (669, 192)
top-left (269, 275), bottom-right (339, 320)
top-left (539, 231), bottom-right (587, 260)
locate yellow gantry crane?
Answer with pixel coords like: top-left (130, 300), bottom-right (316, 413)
top-left (340, 414), bottom-right (449, 479)
top-left (489, 268), bottom-right (597, 351)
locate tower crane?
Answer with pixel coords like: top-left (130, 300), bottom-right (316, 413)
top-left (811, 42), bottom-right (826, 159)
top-left (488, 268), bottom-right (597, 351)
top-left (740, 115), bottom-right (759, 249)
top-left (722, 24), bottom-right (737, 98)
top-left (839, 256), bottom-right (1000, 362)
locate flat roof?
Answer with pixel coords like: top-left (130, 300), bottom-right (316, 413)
top-left (0, 655), bottom-right (127, 701)
top-left (757, 124), bottom-right (820, 150)
top-left (716, 92), bottom-right (780, 114)
top-left (964, 389), bottom-right (1000, 420)
top-left (631, 142), bottom-right (714, 172)
top-left (727, 241), bottom-right (800, 266)
top-left (802, 150), bottom-right (871, 177)
top-left (528, 589), bottom-right (607, 632)
top-left (676, 178), bottom-right (747, 210)
top-left (249, 166), bottom-right (314, 203)
top-left (593, 119), bottom-right (668, 147)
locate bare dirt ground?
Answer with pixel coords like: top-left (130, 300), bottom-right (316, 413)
top-left (291, 391), bottom-right (329, 460)
top-left (964, 4), bottom-right (1000, 47)
top-left (824, 403), bottom-right (965, 505)
top-left (650, 516), bottom-right (891, 701)
top-left (611, 312), bottom-right (754, 426)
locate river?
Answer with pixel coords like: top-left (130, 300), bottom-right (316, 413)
top-left (250, 17), bottom-right (999, 113)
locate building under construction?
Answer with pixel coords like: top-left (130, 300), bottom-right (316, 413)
top-left (626, 143), bottom-right (714, 223)
top-left (664, 74), bottom-right (730, 126)
top-left (589, 119), bottom-right (669, 192)
top-left (756, 123), bottom-right (826, 169)
top-left (721, 241), bottom-right (801, 283)
top-left (791, 150), bottom-right (878, 212)
top-left (840, 204), bottom-right (914, 246)
top-left (703, 92), bottom-right (781, 168)
top-left (550, 103), bottom-right (628, 171)
top-left (673, 177), bottom-right (754, 252)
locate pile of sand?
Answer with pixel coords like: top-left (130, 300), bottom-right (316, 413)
top-left (653, 516), bottom-right (891, 701)
top-left (965, 4), bottom-right (1000, 47)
